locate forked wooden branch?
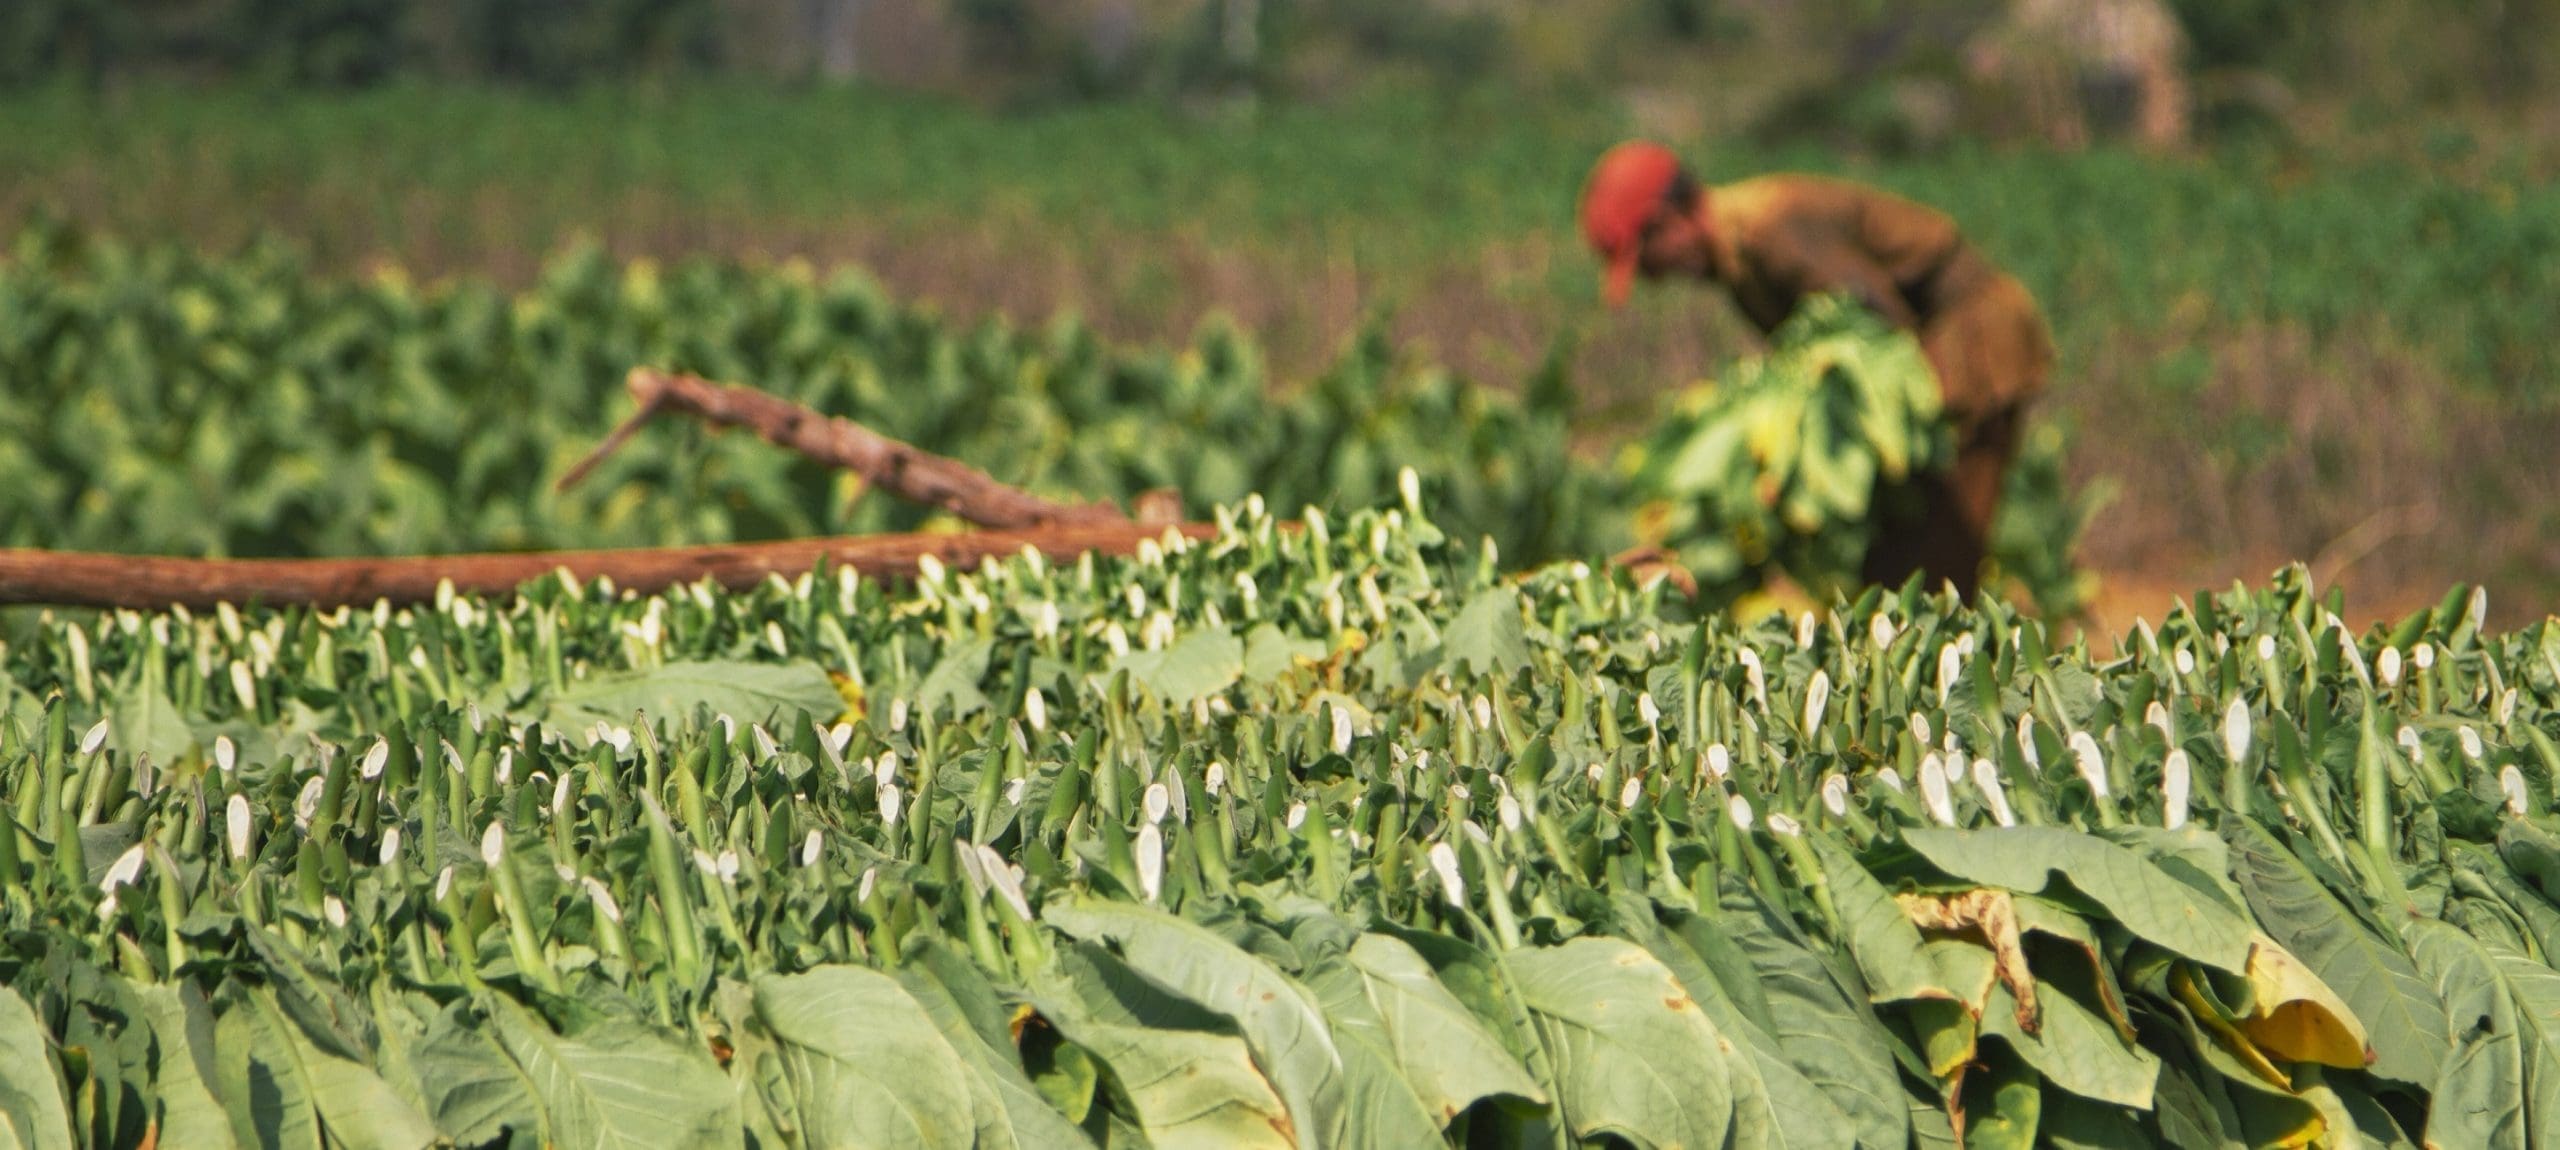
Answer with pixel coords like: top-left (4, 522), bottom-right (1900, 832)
top-left (0, 523), bottom-right (1213, 610)
top-left (558, 368), bottom-right (1130, 529)
top-left (0, 369), bottom-right (1206, 610)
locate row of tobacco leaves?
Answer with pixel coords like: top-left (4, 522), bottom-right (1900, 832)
top-left (0, 496), bottom-right (2555, 1148)
top-left (0, 221), bottom-right (2099, 616)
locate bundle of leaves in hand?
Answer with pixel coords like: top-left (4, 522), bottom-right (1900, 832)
top-left (1622, 295), bottom-right (2096, 616)
top-left (1621, 295), bottom-right (1949, 597)
top-left (0, 490), bottom-right (2553, 1148)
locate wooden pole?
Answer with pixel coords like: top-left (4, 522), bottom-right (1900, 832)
top-left (0, 522), bottom-right (1212, 611)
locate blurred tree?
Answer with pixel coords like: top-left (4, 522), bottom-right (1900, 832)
top-left (237, 0), bottom-right (403, 85)
top-left (2162, 0), bottom-right (2296, 70)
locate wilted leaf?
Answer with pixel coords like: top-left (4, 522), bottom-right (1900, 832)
top-left (1901, 827), bottom-right (2255, 974)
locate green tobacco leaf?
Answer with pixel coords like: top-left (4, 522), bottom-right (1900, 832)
top-left (1957, 1045), bottom-right (2039, 1150)
top-left (751, 966), bottom-right (977, 1150)
top-left (1306, 933), bottom-right (1545, 1129)
top-left (893, 949), bottom-right (1098, 1150)
top-left (1303, 967), bottom-right (1458, 1146)
top-left (2226, 820), bottom-right (2446, 1086)
top-left (1046, 899), bottom-right (1348, 1145)
top-left (916, 638), bottom-right (994, 716)
top-left (2146, 1032), bottom-right (2250, 1150)
top-left (2405, 920), bottom-right (2528, 1150)
top-left (2037, 1090), bottom-right (2151, 1150)
top-left (214, 997), bottom-right (321, 1150)
top-left (108, 668), bottom-right (195, 767)
top-left (1032, 944), bottom-right (1295, 1150)
top-left (1506, 937), bottom-right (1736, 1150)
top-left (1978, 975), bottom-right (2159, 1110)
top-left (1370, 923), bottom-right (1542, 1066)
top-left (215, 987), bottom-right (438, 1150)
top-left (2296, 1067), bottom-right (2417, 1148)
top-left (1440, 586), bottom-right (1530, 677)
top-left (1720, 893), bottom-right (1910, 1150)
top-left (486, 996), bottom-right (740, 1150)
top-left (407, 1005), bottom-right (541, 1149)
top-left (1242, 624), bottom-right (1327, 683)
top-left (1065, 1022), bottom-right (1292, 1150)
top-left (1900, 827), bottom-right (2255, 973)
top-left (1114, 626), bottom-right (1244, 705)
top-left (1811, 834), bottom-right (1946, 1004)
top-left (2485, 943), bottom-right (2560, 1150)
top-left (0, 986), bottom-right (74, 1150)
top-left (1614, 898), bottom-right (1846, 1150)
top-left (132, 984), bottom-right (241, 1150)
top-left (526, 660), bottom-right (844, 736)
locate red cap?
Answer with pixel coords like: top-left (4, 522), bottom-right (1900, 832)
top-left (1579, 141), bottom-right (1684, 306)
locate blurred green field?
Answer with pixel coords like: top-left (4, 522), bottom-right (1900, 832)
top-left (4, 84), bottom-right (2557, 612)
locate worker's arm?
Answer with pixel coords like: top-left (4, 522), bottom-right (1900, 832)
top-left (1781, 231), bottom-right (1920, 330)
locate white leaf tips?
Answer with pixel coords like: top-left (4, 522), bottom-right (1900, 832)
top-left (2163, 750), bottom-right (2192, 831)
top-left (227, 795), bottom-right (255, 861)
top-left (2069, 732), bottom-right (2110, 800)
top-left (1427, 841), bottom-right (1466, 907)
top-left (2223, 701), bottom-right (2253, 765)
top-left (100, 845), bottom-right (146, 894)
top-left (1820, 773), bottom-right (1850, 817)
top-left (1919, 755), bottom-right (1955, 826)
top-left (1135, 824), bottom-right (1164, 903)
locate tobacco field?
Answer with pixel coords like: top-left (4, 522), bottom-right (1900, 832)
top-left (0, 223), bottom-right (2097, 616)
top-left (1, 495), bottom-right (2557, 1147)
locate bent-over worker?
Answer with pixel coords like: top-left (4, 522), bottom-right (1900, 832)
top-left (1579, 141), bottom-right (2053, 599)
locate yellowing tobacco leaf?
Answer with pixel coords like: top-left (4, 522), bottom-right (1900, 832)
top-left (2236, 933), bottom-right (2373, 1071)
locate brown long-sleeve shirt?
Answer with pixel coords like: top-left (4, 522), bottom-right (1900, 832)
top-left (1706, 174), bottom-right (2052, 419)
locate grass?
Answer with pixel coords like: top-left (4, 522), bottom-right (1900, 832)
top-left (3, 81), bottom-right (2556, 613)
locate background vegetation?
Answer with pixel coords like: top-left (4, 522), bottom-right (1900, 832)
top-left (5, 0), bottom-right (2558, 622)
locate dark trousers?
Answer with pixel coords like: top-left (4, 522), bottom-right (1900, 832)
top-left (1860, 405), bottom-right (2023, 600)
